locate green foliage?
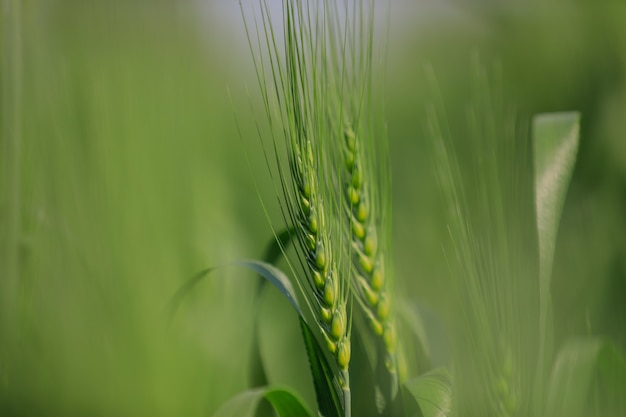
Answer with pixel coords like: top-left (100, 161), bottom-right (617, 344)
top-left (2, 1), bottom-right (626, 417)
top-left (546, 338), bottom-right (626, 417)
top-left (403, 369), bottom-right (453, 417)
top-left (212, 386), bottom-right (313, 417)
top-left (532, 112), bottom-right (581, 407)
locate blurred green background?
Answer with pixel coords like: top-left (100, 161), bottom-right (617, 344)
top-left (1, 1), bottom-right (625, 415)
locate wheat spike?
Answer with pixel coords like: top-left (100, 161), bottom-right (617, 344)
top-left (343, 125), bottom-right (397, 374)
top-left (288, 135), bottom-right (351, 372)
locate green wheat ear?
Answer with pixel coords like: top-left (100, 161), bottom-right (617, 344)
top-left (343, 123), bottom-right (397, 375)
top-left (290, 136), bottom-right (351, 372)
top-left (242, 0), bottom-right (353, 387)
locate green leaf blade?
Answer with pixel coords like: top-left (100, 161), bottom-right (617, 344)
top-left (532, 111), bottom-right (581, 395)
top-left (213, 386), bottom-right (314, 417)
top-left (546, 338), bottom-right (626, 417)
top-left (172, 259), bottom-right (345, 417)
top-left (403, 368), bottom-right (453, 417)
top-left (533, 111), bottom-right (580, 293)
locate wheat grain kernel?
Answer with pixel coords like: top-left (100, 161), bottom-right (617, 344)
top-left (323, 277), bottom-right (336, 305)
top-left (308, 212), bottom-right (319, 234)
top-left (321, 306), bottom-right (332, 323)
top-left (337, 341), bottom-right (351, 370)
top-left (359, 252), bottom-right (374, 274)
top-left (383, 323), bottom-right (396, 352)
top-left (351, 219), bottom-right (365, 240)
top-left (315, 244), bottom-right (326, 269)
top-left (356, 201), bottom-right (368, 223)
top-left (345, 152), bottom-right (355, 172)
top-left (330, 308), bottom-right (346, 340)
top-left (348, 186), bottom-right (360, 205)
top-left (377, 294), bottom-right (390, 321)
top-left (371, 267), bottom-right (384, 291)
top-left (313, 270), bottom-right (324, 289)
top-left (364, 233), bottom-right (377, 256)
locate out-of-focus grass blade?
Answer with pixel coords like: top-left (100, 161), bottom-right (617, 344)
top-left (397, 300), bottom-right (450, 377)
top-left (532, 112), bottom-right (580, 389)
top-left (240, 230), bottom-right (295, 387)
top-left (545, 338), bottom-right (626, 417)
top-left (172, 260), bottom-right (345, 417)
top-left (170, 260), bottom-right (301, 317)
top-left (212, 386), bottom-right (313, 417)
top-left (533, 112), bottom-right (580, 324)
top-left (402, 368), bottom-right (453, 417)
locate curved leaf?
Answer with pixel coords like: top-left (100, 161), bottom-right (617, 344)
top-left (546, 338), bottom-right (626, 417)
top-left (261, 228), bottom-right (295, 267)
top-left (250, 230), bottom-right (296, 386)
top-left (213, 386), bottom-right (314, 417)
top-left (403, 368), bottom-right (453, 417)
top-left (171, 260), bottom-right (344, 417)
top-left (532, 112), bottom-right (580, 400)
top-left (533, 112), bottom-right (580, 332)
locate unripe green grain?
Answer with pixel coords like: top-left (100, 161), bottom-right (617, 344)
top-left (348, 186), bottom-right (360, 205)
top-left (377, 294), bottom-right (390, 321)
top-left (383, 324), bottom-right (396, 353)
top-left (331, 307), bottom-right (347, 340)
top-left (364, 234), bottom-right (377, 256)
top-left (356, 201), bottom-right (368, 223)
top-left (289, 136), bottom-right (351, 377)
top-left (324, 276), bottom-right (336, 305)
top-left (313, 270), bottom-right (325, 289)
top-left (342, 124), bottom-right (398, 378)
top-left (315, 246), bottom-right (327, 270)
top-left (358, 252), bottom-right (374, 274)
top-left (351, 219), bottom-right (365, 240)
top-left (308, 213), bottom-right (319, 234)
top-left (321, 307), bottom-right (332, 323)
top-left (371, 267), bottom-right (384, 291)
top-left (337, 341), bottom-right (351, 370)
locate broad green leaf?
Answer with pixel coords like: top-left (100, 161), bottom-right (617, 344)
top-left (213, 386), bottom-right (314, 417)
top-left (403, 368), bottom-right (453, 417)
top-left (532, 112), bottom-right (580, 398)
top-left (546, 338), bottom-right (626, 417)
top-left (171, 260), bottom-right (345, 417)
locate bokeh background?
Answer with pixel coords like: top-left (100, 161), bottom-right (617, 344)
top-left (1, 1), bottom-right (625, 415)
